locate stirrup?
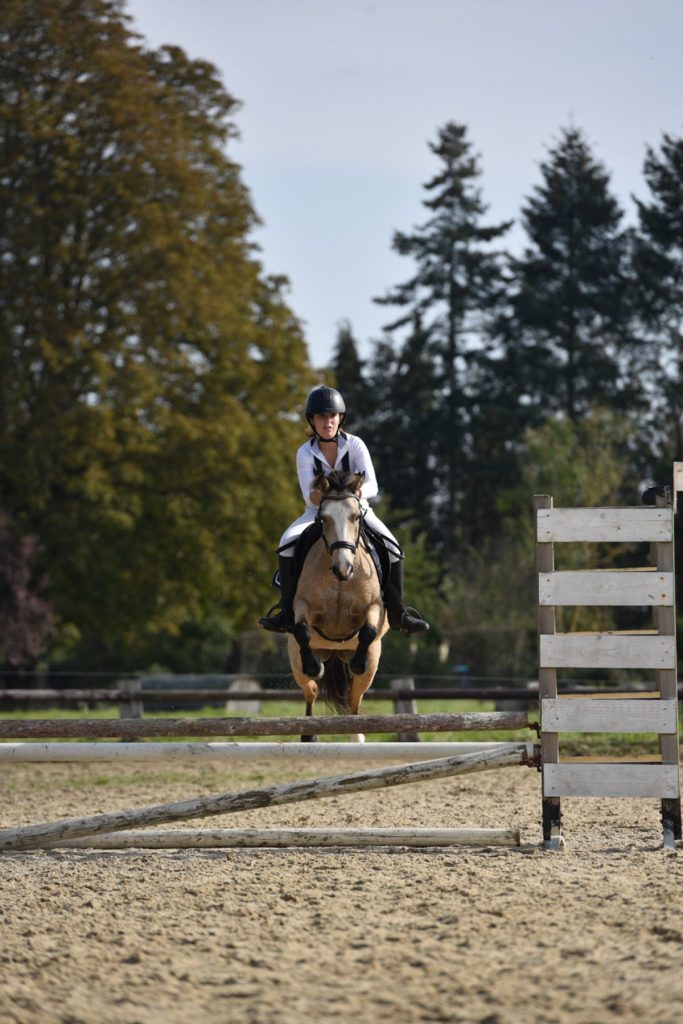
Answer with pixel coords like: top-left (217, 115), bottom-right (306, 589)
top-left (400, 607), bottom-right (429, 636)
top-left (258, 604), bottom-right (292, 634)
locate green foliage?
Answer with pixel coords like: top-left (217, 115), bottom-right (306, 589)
top-left (499, 407), bottom-right (639, 517)
top-left (634, 131), bottom-right (683, 464)
top-left (330, 321), bottom-right (371, 425)
top-left (0, 0), bottom-right (311, 668)
top-left (440, 409), bottom-right (639, 676)
top-left (3, 11), bottom-right (681, 679)
top-left (371, 123), bottom-right (512, 553)
top-left (510, 126), bottom-right (640, 421)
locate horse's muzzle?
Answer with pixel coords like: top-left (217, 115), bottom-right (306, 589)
top-left (332, 562), bottom-right (354, 581)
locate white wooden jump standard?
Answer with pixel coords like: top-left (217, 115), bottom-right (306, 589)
top-left (0, 741), bottom-right (536, 763)
top-left (42, 827), bottom-right (522, 849)
top-left (0, 744), bottom-right (535, 851)
top-left (535, 475), bottom-right (682, 851)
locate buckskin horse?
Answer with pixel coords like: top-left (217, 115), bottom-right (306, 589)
top-left (287, 470), bottom-right (389, 741)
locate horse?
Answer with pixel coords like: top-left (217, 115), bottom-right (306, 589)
top-left (287, 469), bottom-right (389, 742)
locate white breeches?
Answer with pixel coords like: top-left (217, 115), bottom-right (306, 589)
top-left (278, 507), bottom-right (401, 562)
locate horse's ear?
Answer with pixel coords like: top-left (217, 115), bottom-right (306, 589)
top-left (316, 473), bottom-right (330, 493)
top-left (347, 471), bottom-right (364, 493)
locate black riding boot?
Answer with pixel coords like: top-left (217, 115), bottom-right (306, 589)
top-left (386, 560), bottom-right (429, 636)
top-left (259, 556), bottom-right (297, 633)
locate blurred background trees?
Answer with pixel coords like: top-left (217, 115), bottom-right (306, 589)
top-left (2, 0), bottom-right (682, 678)
top-left (0, 0), bottom-right (311, 670)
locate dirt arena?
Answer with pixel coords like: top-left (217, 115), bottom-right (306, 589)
top-left (2, 757), bottom-right (683, 1024)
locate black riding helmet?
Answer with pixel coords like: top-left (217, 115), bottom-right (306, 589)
top-left (305, 386), bottom-right (346, 427)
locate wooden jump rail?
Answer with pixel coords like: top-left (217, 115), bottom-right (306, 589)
top-left (40, 827), bottom-right (523, 849)
top-left (0, 744), bottom-right (537, 851)
top-left (0, 710), bottom-right (536, 740)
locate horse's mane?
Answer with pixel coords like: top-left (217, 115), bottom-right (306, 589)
top-left (316, 469), bottom-right (364, 497)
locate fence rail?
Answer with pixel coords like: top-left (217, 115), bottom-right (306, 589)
top-left (1, 681), bottom-right (676, 705)
top-left (0, 684), bottom-right (537, 703)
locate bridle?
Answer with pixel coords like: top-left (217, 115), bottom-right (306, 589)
top-left (316, 493), bottom-right (364, 557)
top-left (313, 491), bottom-right (366, 643)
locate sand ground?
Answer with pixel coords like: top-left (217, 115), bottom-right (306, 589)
top-left (2, 757), bottom-right (683, 1024)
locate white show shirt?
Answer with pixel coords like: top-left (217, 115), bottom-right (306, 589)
top-left (278, 431), bottom-right (401, 559)
top-left (297, 432), bottom-right (378, 509)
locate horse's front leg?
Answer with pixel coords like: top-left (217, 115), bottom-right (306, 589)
top-left (349, 623), bottom-right (376, 678)
top-left (292, 612), bottom-right (324, 743)
top-left (348, 622), bottom-right (378, 745)
top-left (292, 619), bottom-right (324, 681)
top-left (347, 608), bottom-right (386, 743)
top-left (346, 668), bottom-right (369, 743)
top-left (301, 694), bottom-right (320, 744)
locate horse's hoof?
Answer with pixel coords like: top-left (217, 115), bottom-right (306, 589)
top-left (301, 654), bottom-right (323, 679)
top-left (349, 655), bottom-right (368, 676)
top-left (301, 734), bottom-right (319, 743)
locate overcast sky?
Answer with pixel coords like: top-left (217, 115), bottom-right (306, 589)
top-left (125, 0), bottom-right (683, 368)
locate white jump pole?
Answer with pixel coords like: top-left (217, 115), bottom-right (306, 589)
top-left (0, 741), bottom-right (537, 763)
top-left (0, 744), bottom-right (535, 851)
top-left (43, 826), bottom-right (522, 849)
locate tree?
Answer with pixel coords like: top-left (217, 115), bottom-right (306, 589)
top-left (0, 0), bottom-right (311, 667)
top-left (442, 408), bottom-right (639, 676)
top-left (510, 126), bottom-right (639, 422)
top-left (362, 315), bottom-right (442, 541)
top-left (330, 321), bottom-right (369, 427)
top-left (375, 122), bottom-right (512, 554)
top-left (633, 132), bottom-right (683, 464)
top-left (0, 515), bottom-right (55, 669)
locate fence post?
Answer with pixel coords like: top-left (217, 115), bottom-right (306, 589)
top-left (390, 677), bottom-right (418, 741)
top-left (225, 677), bottom-right (262, 714)
top-left (119, 679), bottom-right (143, 723)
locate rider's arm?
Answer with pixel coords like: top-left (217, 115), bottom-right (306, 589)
top-left (350, 435), bottom-right (379, 502)
top-left (296, 444), bottom-right (320, 509)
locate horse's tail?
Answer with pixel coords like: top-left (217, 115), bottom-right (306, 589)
top-left (319, 654), bottom-right (352, 713)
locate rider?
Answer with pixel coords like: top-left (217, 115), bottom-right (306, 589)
top-left (259, 385), bottom-right (429, 637)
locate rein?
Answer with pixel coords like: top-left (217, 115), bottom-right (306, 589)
top-left (310, 491), bottom-right (368, 643)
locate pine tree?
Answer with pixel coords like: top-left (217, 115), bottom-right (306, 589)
top-left (0, 0), bottom-right (311, 666)
top-left (330, 321), bottom-right (369, 426)
top-left (363, 315), bottom-right (441, 539)
top-left (510, 126), bottom-right (638, 421)
top-left (633, 132), bottom-right (683, 461)
top-left (374, 122), bottom-right (512, 554)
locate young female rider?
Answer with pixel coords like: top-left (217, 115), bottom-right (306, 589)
top-left (259, 385), bottom-right (429, 636)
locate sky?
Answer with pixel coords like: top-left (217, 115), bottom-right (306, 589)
top-left (125, 0), bottom-right (683, 369)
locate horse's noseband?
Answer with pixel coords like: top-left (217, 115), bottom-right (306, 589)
top-left (316, 494), bottom-right (364, 556)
